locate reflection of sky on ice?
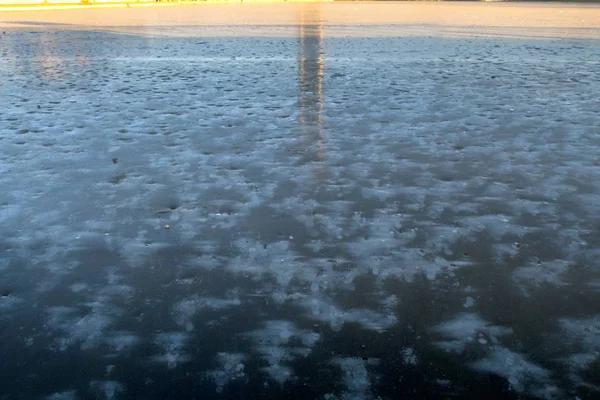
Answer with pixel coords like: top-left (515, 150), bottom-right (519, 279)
top-left (1, 14), bottom-right (600, 400)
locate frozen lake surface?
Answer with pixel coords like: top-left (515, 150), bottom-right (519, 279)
top-left (1, 3), bottom-right (600, 399)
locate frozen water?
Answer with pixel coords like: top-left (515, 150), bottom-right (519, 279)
top-left (43, 391), bottom-right (77, 400)
top-left (558, 316), bottom-right (600, 390)
top-left (152, 332), bottom-right (190, 369)
top-left (401, 347), bottom-right (418, 366)
top-left (1, 3), bottom-right (600, 399)
top-left (173, 294), bottom-right (241, 329)
top-left (89, 381), bottom-right (124, 400)
top-left (207, 352), bottom-right (247, 393)
top-left (471, 346), bottom-right (558, 398)
top-left (434, 313), bottom-right (513, 352)
top-left (335, 357), bottom-right (374, 400)
top-left (512, 259), bottom-right (572, 295)
top-left (246, 320), bottom-right (320, 384)
top-left (463, 296), bottom-right (475, 308)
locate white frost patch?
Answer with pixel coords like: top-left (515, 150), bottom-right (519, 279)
top-left (433, 313), bottom-right (512, 352)
top-left (47, 306), bottom-right (113, 351)
top-left (104, 332), bottom-right (140, 354)
top-left (458, 215), bottom-right (525, 241)
top-left (153, 332), bottom-right (189, 369)
top-left (362, 247), bottom-right (460, 282)
top-left (46, 278), bottom-right (131, 351)
top-left (69, 283), bottom-right (89, 293)
top-left (118, 239), bottom-right (171, 268)
top-left (0, 293), bottom-right (22, 310)
top-left (436, 378), bottom-right (452, 388)
top-left (342, 212), bottom-right (462, 281)
top-left (207, 352), bottom-right (246, 393)
top-left (227, 239), bottom-right (315, 290)
top-left (382, 295), bottom-right (398, 310)
top-left (0, 257), bottom-right (9, 271)
top-left (334, 357), bottom-right (373, 400)
top-left (246, 320), bottom-right (319, 384)
top-left (343, 214), bottom-right (463, 282)
top-left (512, 260), bottom-right (572, 294)
top-left (463, 296), bottom-right (475, 308)
top-left (559, 316), bottom-right (600, 385)
top-left (401, 347), bottom-right (418, 366)
top-left (43, 390), bottom-right (77, 400)
top-left (492, 243), bottom-right (520, 262)
top-left (173, 294), bottom-right (241, 330)
top-left (89, 380), bottom-right (123, 400)
top-left (564, 353), bottom-right (598, 372)
top-left (303, 296), bottom-right (397, 333)
top-left (471, 346), bottom-right (559, 399)
top-left (345, 308), bottom-right (398, 332)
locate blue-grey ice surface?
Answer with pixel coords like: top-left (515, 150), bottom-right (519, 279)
top-left (1, 19), bottom-right (600, 400)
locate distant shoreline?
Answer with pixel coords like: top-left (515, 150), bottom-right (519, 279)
top-left (2, 1), bottom-right (599, 41)
top-left (2, 0), bottom-right (600, 13)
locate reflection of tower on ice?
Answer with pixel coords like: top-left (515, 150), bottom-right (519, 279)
top-left (298, 5), bottom-right (327, 182)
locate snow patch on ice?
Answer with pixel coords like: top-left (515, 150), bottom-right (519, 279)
top-left (207, 352), bottom-right (246, 393)
top-left (173, 294), bottom-right (241, 330)
top-left (89, 380), bottom-right (123, 400)
top-left (43, 391), bottom-right (78, 400)
top-left (560, 316), bottom-right (600, 354)
top-left (401, 347), bottom-right (418, 366)
top-left (152, 332), bottom-right (189, 369)
top-left (463, 296), bottom-right (475, 308)
top-left (303, 296), bottom-right (397, 333)
top-left (559, 316), bottom-right (600, 390)
top-left (471, 346), bottom-right (559, 399)
top-left (47, 306), bottom-right (114, 351)
top-left (512, 260), bottom-right (572, 294)
top-left (434, 313), bottom-right (512, 352)
top-left (334, 357), bottom-right (374, 400)
top-left (246, 320), bottom-right (319, 384)
top-left (104, 332), bottom-right (140, 354)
